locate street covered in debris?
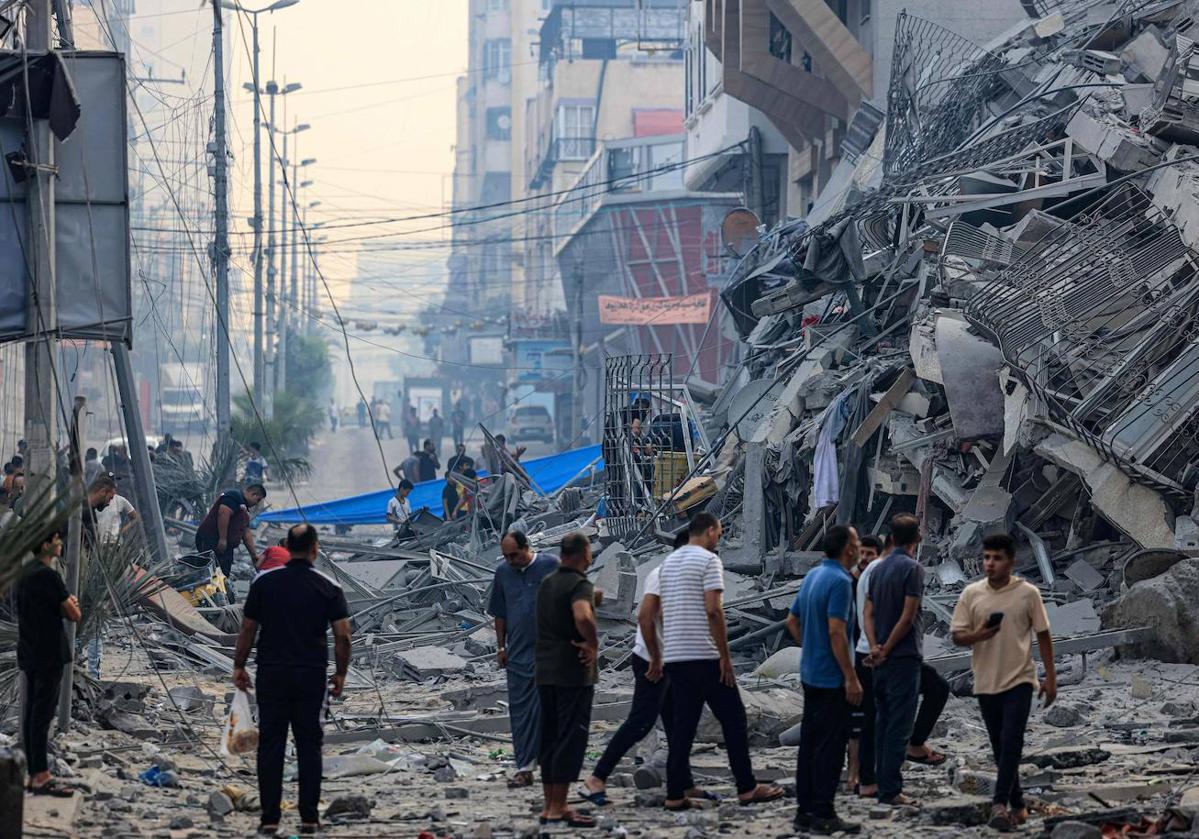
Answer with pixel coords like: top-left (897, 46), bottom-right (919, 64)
top-left (17, 0), bottom-right (1199, 837)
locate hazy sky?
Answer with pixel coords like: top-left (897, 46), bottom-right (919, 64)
top-left (221, 0), bottom-right (468, 313)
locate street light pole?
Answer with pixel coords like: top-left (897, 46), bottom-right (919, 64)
top-left (211, 0), bottom-right (232, 447)
top-left (274, 121), bottom-right (308, 392)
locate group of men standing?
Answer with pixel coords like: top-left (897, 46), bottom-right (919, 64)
top-left (789, 514), bottom-right (1056, 834)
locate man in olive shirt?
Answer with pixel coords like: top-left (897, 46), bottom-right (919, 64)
top-left (534, 532), bottom-right (599, 828)
top-left (952, 532), bottom-right (1056, 833)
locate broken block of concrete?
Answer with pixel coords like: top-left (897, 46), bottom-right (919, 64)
top-left (1103, 558), bottom-right (1199, 663)
top-left (392, 647), bottom-right (469, 681)
top-left (1120, 28), bottom-right (1169, 81)
top-left (1067, 108), bottom-right (1162, 171)
top-left (1026, 746), bottom-right (1110, 769)
top-left (936, 316), bottom-right (1004, 440)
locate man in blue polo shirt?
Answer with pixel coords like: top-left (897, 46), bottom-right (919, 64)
top-left (786, 525), bottom-right (864, 836)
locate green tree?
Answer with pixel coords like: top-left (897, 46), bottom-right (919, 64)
top-left (233, 389), bottom-right (323, 459)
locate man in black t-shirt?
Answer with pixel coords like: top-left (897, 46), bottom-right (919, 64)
top-left (534, 532), bottom-right (599, 828)
top-left (194, 484), bottom-right (266, 600)
top-left (233, 524), bottom-right (352, 835)
top-left (16, 529), bottom-right (82, 797)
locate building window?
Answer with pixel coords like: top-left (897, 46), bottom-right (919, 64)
top-left (555, 103), bottom-right (595, 160)
top-left (769, 13), bottom-right (792, 63)
top-left (861, 0), bottom-right (871, 23)
top-left (487, 0), bottom-right (508, 10)
top-left (487, 107), bottom-right (512, 140)
top-left (483, 39), bottom-right (512, 82)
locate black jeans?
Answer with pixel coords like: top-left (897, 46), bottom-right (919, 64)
top-left (873, 657), bottom-right (921, 801)
top-left (21, 665), bottom-right (63, 775)
top-left (538, 684), bottom-right (595, 784)
top-left (795, 684), bottom-right (850, 819)
top-left (912, 664), bottom-right (950, 747)
top-left (854, 660), bottom-right (877, 786)
top-left (663, 660), bottom-right (756, 800)
top-left (977, 684), bottom-right (1033, 809)
top-left (257, 667), bottom-right (326, 825)
top-left (592, 655), bottom-right (692, 788)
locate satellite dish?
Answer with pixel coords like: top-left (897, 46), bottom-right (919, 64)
top-left (722, 207), bottom-right (762, 257)
top-left (730, 376), bottom-right (782, 443)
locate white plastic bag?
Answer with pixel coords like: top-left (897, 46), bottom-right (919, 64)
top-left (220, 689), bottom-right (259, 756)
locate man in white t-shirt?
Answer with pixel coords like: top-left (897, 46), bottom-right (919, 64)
top-left (386, 481), bottom-right (414, 535)
top-left (643, 513), bottom-right (783, 811)
top-left (579, 532), bottom-right (711, 805)
top-left (95, 493), bottom-right (138, 544)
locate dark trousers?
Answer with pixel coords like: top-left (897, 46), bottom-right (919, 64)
top-left (452, 426), bottom-right (465, 447)
top-left (795, 684), bottom-right (850, 819)
top-left (593, 655), bottom-right (691, 788)
top-left (21, 665), bottom-right (64, 775)
top-left (978, 684), bottom-right (1033, 809)
top-left (664, 660), bottom-right (756, 800)
top-left (854, 660), bottom-right (877, 786)
top-left (538, 684), bottom-right (594, 784)
top-left (873, 657), bottom-right (921, 801)
top-left (912, 664), bottom-right (950, 747)
top-left (257, 668), bottom-right (326, 825)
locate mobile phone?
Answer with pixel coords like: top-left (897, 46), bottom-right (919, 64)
top-left (986, 612), bottom-right (1004, 628)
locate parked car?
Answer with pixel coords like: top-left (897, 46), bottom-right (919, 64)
top-left (509, 405), bottom-right (554, 444)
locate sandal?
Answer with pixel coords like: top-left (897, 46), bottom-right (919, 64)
top-left (506, 770), bottom-right (535, 788)
top-left (686, 788), bottom-right (720, 802)
top-left (257, 827), bottom-right (279, 837)
top-left (664, 798), bottom-right (701, 812)
top-left (28, 779), bottom-right (76, 798)
top-left (907, 749), bottom-right (947, 766)
top-left (541, 810), bottom-right (596, 828)
top-left (576, 785), bottom-right (609, 806)
top-left (738, 784), bottom-right (785, 806)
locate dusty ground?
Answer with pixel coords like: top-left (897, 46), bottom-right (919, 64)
top-left (12, 638), bottom-right (1199, 839)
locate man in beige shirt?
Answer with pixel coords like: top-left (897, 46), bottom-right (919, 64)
top-left (951, 532), bottom-right (1056, 833)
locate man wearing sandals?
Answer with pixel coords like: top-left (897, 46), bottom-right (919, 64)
top-left (533, 532), bottom-right (600, 828)
top-left (647, 513), bottom-right (784, 811)
top-left (786, 525), bottom-right (863, 835)
top-left (951, 532), bottom-right (1056, 832)
top-left (17, 529), bottom-right (82, 798)
top-left (488, 530), bottom-right (558, 788)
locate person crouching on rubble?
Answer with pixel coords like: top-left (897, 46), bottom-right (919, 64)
top-left (487, 530), bottom-right (558, 788)
top-left (234, 524), bottom-right (352, 836)
top-left (17, 529), bottom-right (82, 797)
top-left (534, 531), bottom-right (600, 828)
top-left (951, 532), bottom-right (1057, 833)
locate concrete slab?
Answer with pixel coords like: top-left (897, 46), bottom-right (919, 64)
top-left (936, 317), bottom-right (1005, 440)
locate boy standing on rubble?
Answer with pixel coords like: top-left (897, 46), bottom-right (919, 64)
top-left (488, 530), bottom-right (558, 788)
top-left (17, 529), bottom-right (82, 797)
top-left (951, 532), bottom-right (1056, 832)
top-left (533, 532), bottom-right (600, 828)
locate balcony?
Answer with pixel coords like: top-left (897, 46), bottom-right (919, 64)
top-left (529, 132), bottom-right (598, 190)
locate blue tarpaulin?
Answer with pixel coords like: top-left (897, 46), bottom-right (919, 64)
top-left (258, 444), bottom-right (603, 526)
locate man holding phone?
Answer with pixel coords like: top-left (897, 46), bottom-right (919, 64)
top-left (951, 533), bottom-right (1056, 833)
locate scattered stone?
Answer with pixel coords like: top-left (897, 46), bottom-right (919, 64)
top-left (432, 765), bottom-right (458, 782)
top-left (168, 815), bottom-right (194, 830)
top-left (954, 769), bottom-right (996, 797)
top-left (1026, 747), bottom-right (1110, 769)
top-left (471, 823), bottom-right (493, 839)
top-left (1045, 704), bottom-right (1083, 727)
top-left (206, 790), bottom-right (235, 818)
top-left (325, 794), bottom-right (372, 821)
top-left (920, 796), bottom-right (990, 826)
top-left (869, 807), bottom-right (891, 820)
top-left (1131, 674), bottom-right (1153, 699)
top-left (1051, 821), bottom-right (1103, 839)
top-left (444, 786), bottom-right (470, 800)
top-left (1161, 700), bottom-right (1197, 718)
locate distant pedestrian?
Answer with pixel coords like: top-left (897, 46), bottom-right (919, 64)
top-left (102, 445), bottom-right (132, 497)
top-left (234, 524), bottom-right (352, 836)
top-left (417, 439), bottom-right (440, 483)
top-left (328, 399), bottom-right (339, 433)
top-left (244, 442), bottom-right (269, 484)
top-left (451, 403), bottom-right (466, 448)
top-left (404, 404), bottom-right (420, 454)
top-left (534, 532), bottom-right (599, 829)
top-left (951, 533), bottom-right (1056, 832)
top-left (387, 480), bottom-right (414, 535)
top-left (649, 513), bottom-right (783, 810)
top-left (487, 531), bottom-right (558, 788)
top-left (17, 529), bottom-right (82, 797)
top-left (442, 475), bottom-right (464, 521)
top-left (582, 530), bottom-right (711, 804)
top-left (194, 483), bottom-right (266, 601)
top-left (356, 400), bottom-right (367, 428)
top-left (849, 534), bottom-right (884, 797)
top-left (375, 399), bottom-right (394, 439)
top-left (446, 443), bottom-right (474, 477)
top-left (83, 447), bottom-right (102, 487)
top-left (428, 409), bottom-right (445, 456)
top-left (786, 525), bottom-right (863, 835)
top-left (95, 491), bottom-right (138, 544)
top-left (257, 538), bottom-right (291, 572)
top-left (168, 439), bottom-right (195, 474)
top-left (393, 451), bottom-right (421, 485)
top-left (863, 514), bottom-right (924, 807)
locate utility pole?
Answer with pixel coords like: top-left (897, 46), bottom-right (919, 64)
top-left (58, 396), bottom-right (84, 733)
top-left (24, 0), bottom-right (58, 505)
top-left (264, 69), bottom-right (278, 417)
top-left (211, 0), bottom-right (231, 446)
top-left (250, 16), bottom-right (265, 411)
top-left (277, 117), bottom-right (289, 392)
top-left (572, 261), bottom-right (584, 448)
